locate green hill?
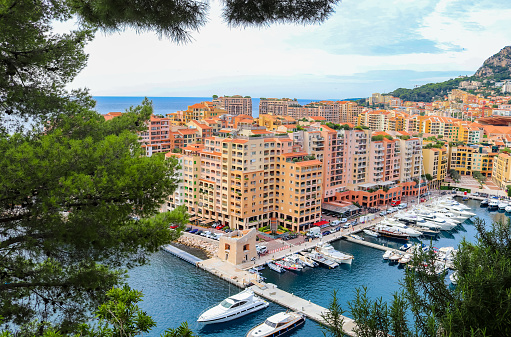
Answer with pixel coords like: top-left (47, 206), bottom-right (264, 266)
top-left (387, 46), bottom-right (511, 102)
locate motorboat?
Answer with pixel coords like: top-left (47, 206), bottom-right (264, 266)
top-left (305, 251), bottom-right (339, 269)
top-left (372, 224), bottom-right (410, 240)
top-left (480, 199), bottom-right (489, 207)
top-left (413, 212), bottom-right (457, 230)
top-left (398, 254), bottom-right (412, 265)
top-left (399, 243), bottom-right (413, 251)
top-left (274, 259), bottom-right (303, 271)
top-left (283, 254), bottom-right (307, 267)
top-left (488, 199), bottom-right (499, 210)
top-left (389, 252), bottom-right (402, 263)
top-left (498, 202), bottom-right (508, 211)
top-left (316, 242), bottom-right (354, 265)
top-left (380, 219), bottom-right (423, 237)
top-left (382, 250), bottom-right (393, 260)
top-left (267, 261), bottom-right (285, 273)
top-left (198, 289), bottom-right (269, 324)
top-left (505, 205), bottom-right (511, 213)
top-left (350, 234), bottom-right (364, 240)
top-left (298, 254), bottom-right (318, 268)
top-left (363, 229), bottom-right (379, 237)
top-left (246, 311), bottom-right (305, 337)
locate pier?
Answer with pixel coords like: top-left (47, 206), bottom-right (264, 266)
top-left (249, 282), bottom-right (357, 337)
top-left (161, 244), bottom-right (203, 265)
top-left (344, 236), bottom-right (395, 252)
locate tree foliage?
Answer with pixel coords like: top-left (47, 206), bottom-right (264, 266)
top-left (323, 217), bottom-right (511, 337)
top-left (389, 77), bottom-right (471, 103)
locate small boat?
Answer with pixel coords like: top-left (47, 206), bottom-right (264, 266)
top-left (382, 250), bottom-right (393, 260)
top-left (267, 261), bottom-right (285, 273)
top-left (363, 229), bottom-right (379, 237)
top-left (389, 252), bottom-right (402, 263)
top-left (480, 199), bottom-right (488, 207)
top-left (198, 289), bottom-right (269, 324)
top-left (316, 243), bottom-right (354, 265)
top-left (399, 243), bottom-right (413, 251)
top-left (398, 254), bottom-right (412, 265)
top-left (350, 234), bottom-right (364, 240)
top-left (298, 254), bottom-right (318, 268)
top-left (246, 311), bottom-right (305, 337)
top-left (305, 251), bottom-right (339, 268)
top-left (505, 205), bottom-right (511, 213)
top-left (498, 202), bottom-right (508, 211)
top-left (274, 260), bottom-right (303, 271)
top-left (488, 199), bottom-right (499, 210)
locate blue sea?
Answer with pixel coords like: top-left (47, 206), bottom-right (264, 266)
top-left (93, 96), bottom-right (360, 118)
top-left (126, 198), bottom-right (501, 337)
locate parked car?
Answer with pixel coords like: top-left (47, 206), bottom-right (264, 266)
top-left (340, 218), bottom-right (348, 223)
top-left (184, 227), bottom-right (192, 232)
top-left (322, 231), bottom-right (331, 236)
top-left (379, 210), bottom-right (387, 216)
top-left (195, 230), bottom-right (203, 235)
top-left (216, 224), bottom-right (226, 230)
top-left (342, 223), bottom-right (351, 229)
top-left (169, 225), bottom-right (179, 229)
top-left (189, 228), bottom-right (198, 234)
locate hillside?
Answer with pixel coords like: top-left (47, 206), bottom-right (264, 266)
top-left (475, 46), bottom-right (511, 81)
top-left (387, 46), bottom-right (511, 102)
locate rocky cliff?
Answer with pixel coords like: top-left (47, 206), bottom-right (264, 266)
top-left (475, 46), bottom-right (511, 79)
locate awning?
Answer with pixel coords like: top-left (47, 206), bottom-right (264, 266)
top-left (313, 220), bottom-right (329, 227)
top-left (189, 216), bottom-right (199, 221)
top-left (203, 219), bottom-right (215, 224)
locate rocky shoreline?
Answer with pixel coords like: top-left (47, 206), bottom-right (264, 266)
top-left (176, 235), bottom-right (218, 258)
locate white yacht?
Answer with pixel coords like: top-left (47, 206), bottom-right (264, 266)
top-left (488, 199), bottom-right (499, 209)
top-left (505, 205), bottom-right (511, 213)
top-left (498, 201), bottom-right (508, 211)
top-left (412, 211), bottom-right (457, 230)
top-left (316, 242), bottom-right (354, 265)
top-left (380, 219), bottom-right (423, 237)
top-left (363, 229), bottom-right (379, 237)
top-left (382, 250), bottom-right (393, 260)
top-left (198, 289), bottom-right (269, 324)
top-left (246, 311), bottom-right (305, 337)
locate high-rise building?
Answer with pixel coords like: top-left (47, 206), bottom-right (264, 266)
top-left (213, 95), bottom-right (253, 116)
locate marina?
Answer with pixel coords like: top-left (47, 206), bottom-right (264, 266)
top-left (128, 196), bottom-right (506, 337)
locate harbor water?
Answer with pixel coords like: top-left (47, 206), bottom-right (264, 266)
top-left (127, 198), bottom-right (506, 336)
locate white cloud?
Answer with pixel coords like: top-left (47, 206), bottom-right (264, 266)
top-left (66, 0), bottom-right (511, 98)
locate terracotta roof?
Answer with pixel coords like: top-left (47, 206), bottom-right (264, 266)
top-left (189, 103), bottom-right (207, 109)
top-left (178, 129), bottom-right (199, 135)
top-left (251, 130), bottom-right (272, 134)
top-left (231, 139), bottom-right (248, 144)
top-left (295, 159), bottom-right (322, 167)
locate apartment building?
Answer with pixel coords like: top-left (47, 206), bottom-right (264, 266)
top-left (396, 135), bottom-right (422, 183)
top-left (179, 134), bottom-right (322, 232)
top-left (139, 115), bottom-right (171, 155)
top-left (318, 126), bottom-right (346, 201)
top-left (368, 132), bottom-right (401, 183)
top-left (168, 101), bottom-right (227, 125)
top-left (449, 146), bottom-right (475, 175)
top-left (471, 146), bottom-right (497, 177)
top-left (422, 147), bottom-right (448, 188)
top-left (163, 153), bottom-right (185, 211)
top-left (492, 152), bottom-right (511, 190)
top-left (212, 95), bottom-right (252, 116)
top-left (259, 99), bottom-right (362, 124)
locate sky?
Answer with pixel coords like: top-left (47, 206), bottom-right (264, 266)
top-left (65, 0), bottom-right (511, 99)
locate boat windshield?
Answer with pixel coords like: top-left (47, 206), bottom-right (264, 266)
top-left (264, 320), bottom-right (277, 328)
top-left (220, 299), bottom-right (234, 308)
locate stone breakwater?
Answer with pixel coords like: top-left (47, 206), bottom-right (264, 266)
top-left (176, 236), bottom-right (218, 257)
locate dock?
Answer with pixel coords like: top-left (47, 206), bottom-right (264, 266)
top-left (344, 236), bottom-right (395, 252)
top-left (161, 244), bottom-right (203, 265)
top-left (249, 282), bottom-right (357, 337)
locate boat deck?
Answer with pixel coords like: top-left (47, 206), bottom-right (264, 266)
top-left (249, 282), bottom-right (357, 337)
